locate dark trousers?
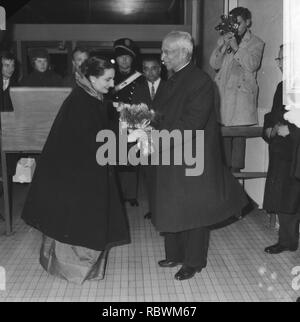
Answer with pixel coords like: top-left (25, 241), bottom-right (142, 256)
top-left (117, 166), bottom-right (139, 202)
top-left (142, 166), bottom-right (152, 212)
top-left (278, 212), bottom-right (300, 248)
top-left (164, 227), bottom-right (210, 270)
top-left (223, 136), bottom-right (246, 170)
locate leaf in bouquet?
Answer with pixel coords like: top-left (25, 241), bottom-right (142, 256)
top-left (119, 103), bottom-right (156, 128)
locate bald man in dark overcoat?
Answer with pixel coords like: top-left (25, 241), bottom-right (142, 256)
top-left (150, 31), bottom-right (248, 280)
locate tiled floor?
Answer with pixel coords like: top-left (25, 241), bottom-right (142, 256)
top-left (0, 182), bottom-right (299, 302)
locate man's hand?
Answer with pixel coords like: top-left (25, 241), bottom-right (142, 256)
top-left (217, 34), bottom-right (232, 52)
top-left (127, 129), bottom-right (148, 143)
top-left (265, 123), bottom-right (280, 139)
top-left (277, 125), bottom-right (290, 137)
top-left (217, 33), bottom-right (238, 54)
top-left (228, 35), bottom-right (239, 53)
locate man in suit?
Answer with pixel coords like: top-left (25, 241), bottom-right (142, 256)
top-left (1, 51), bottom-right (18, 111)
top-left (132, 55), bottom-right (165, 108)
top-left (132, 55), bottom-right (166, 219)
top-left (149, 31), bottom-right (248, 280)
top-left (263, 45), bottom-right (300, 255)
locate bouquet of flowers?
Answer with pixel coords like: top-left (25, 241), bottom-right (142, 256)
top-left (113, 102), bottom-right (156, 156)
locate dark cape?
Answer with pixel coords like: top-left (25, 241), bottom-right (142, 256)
top-left (21, 86), bottom-right (130, 251)
top-left (20, 69), bottom-right (63, 87)
top-left (263, 81), bottom-right (300, 214)
top-left (150, 63), bottom-right (248, 232)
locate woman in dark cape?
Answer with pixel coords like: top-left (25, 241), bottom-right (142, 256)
top-left (22, 57), bottom-right (130, 283)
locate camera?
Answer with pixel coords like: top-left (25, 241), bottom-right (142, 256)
top-left (215, 14), bottom-right (239, 35)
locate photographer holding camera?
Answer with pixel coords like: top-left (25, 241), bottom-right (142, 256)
top-left (210, 7), bottom-right (265, 171)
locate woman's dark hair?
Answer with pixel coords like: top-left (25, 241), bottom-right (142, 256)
top-left (230, 7), bottom-right (252, 21)
top-left (81, 56), bottom-right (114, 78)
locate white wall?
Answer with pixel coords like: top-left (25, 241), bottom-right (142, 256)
top-left (202, 0), bottom-right (224, 77)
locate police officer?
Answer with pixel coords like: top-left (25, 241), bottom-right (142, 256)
top-left (111, 38), bottom-right (141, 207)
top-left (112, 38), bottom-right (141, 104)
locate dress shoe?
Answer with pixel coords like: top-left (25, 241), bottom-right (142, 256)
top-left (144, 212), bottom-right (152, 219)
top-left (264, 243), bottom-right (298, 254)
top-left (158, 259), bottom-right (181, 268)
top-left (174, 265), bottom-right (199, 281)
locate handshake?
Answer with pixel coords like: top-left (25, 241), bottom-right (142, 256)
top-left (265, 121), bottom-right (289, 139)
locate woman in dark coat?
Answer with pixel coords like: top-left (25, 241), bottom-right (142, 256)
top-left (263, 45), bottom-right (300, 254)
top-left (22, 57), bottom-right (130, 283)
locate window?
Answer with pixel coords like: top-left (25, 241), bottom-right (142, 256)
top-left (9, 0), bottom-right (185, 25)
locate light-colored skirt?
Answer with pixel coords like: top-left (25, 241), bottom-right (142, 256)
top-left (39, 234), bottom-right (109, 284)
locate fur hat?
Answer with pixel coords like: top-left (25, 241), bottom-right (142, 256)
top-left (29, 48), bottom-right (49, 61)
top-left (113, 38), bottom-right (136, 58)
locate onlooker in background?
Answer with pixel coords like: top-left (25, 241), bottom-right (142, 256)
top-left (132, 55), bottom-right (166, 108)
top-left (263, 45), bottom-right (300, 254)
top-left (20, 48), bottom-right (62, 87)
top-left (111, 38), bottom-right (142, 207)
top-left (132, 55), bottom-right (166, 219)
top-left (109, 38), bottom-right (141, 122)
top-left (111, 38), bottom-right (141, 104)
top-left (1, 51), bottom-right (18, 111)
top-left (210, 7), bottom-right (265, 172)
top-left (63, 46), bottom-right (89, 88)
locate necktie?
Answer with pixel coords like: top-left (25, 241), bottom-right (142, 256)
top-left (150, 82), bottom-right (155, 100)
